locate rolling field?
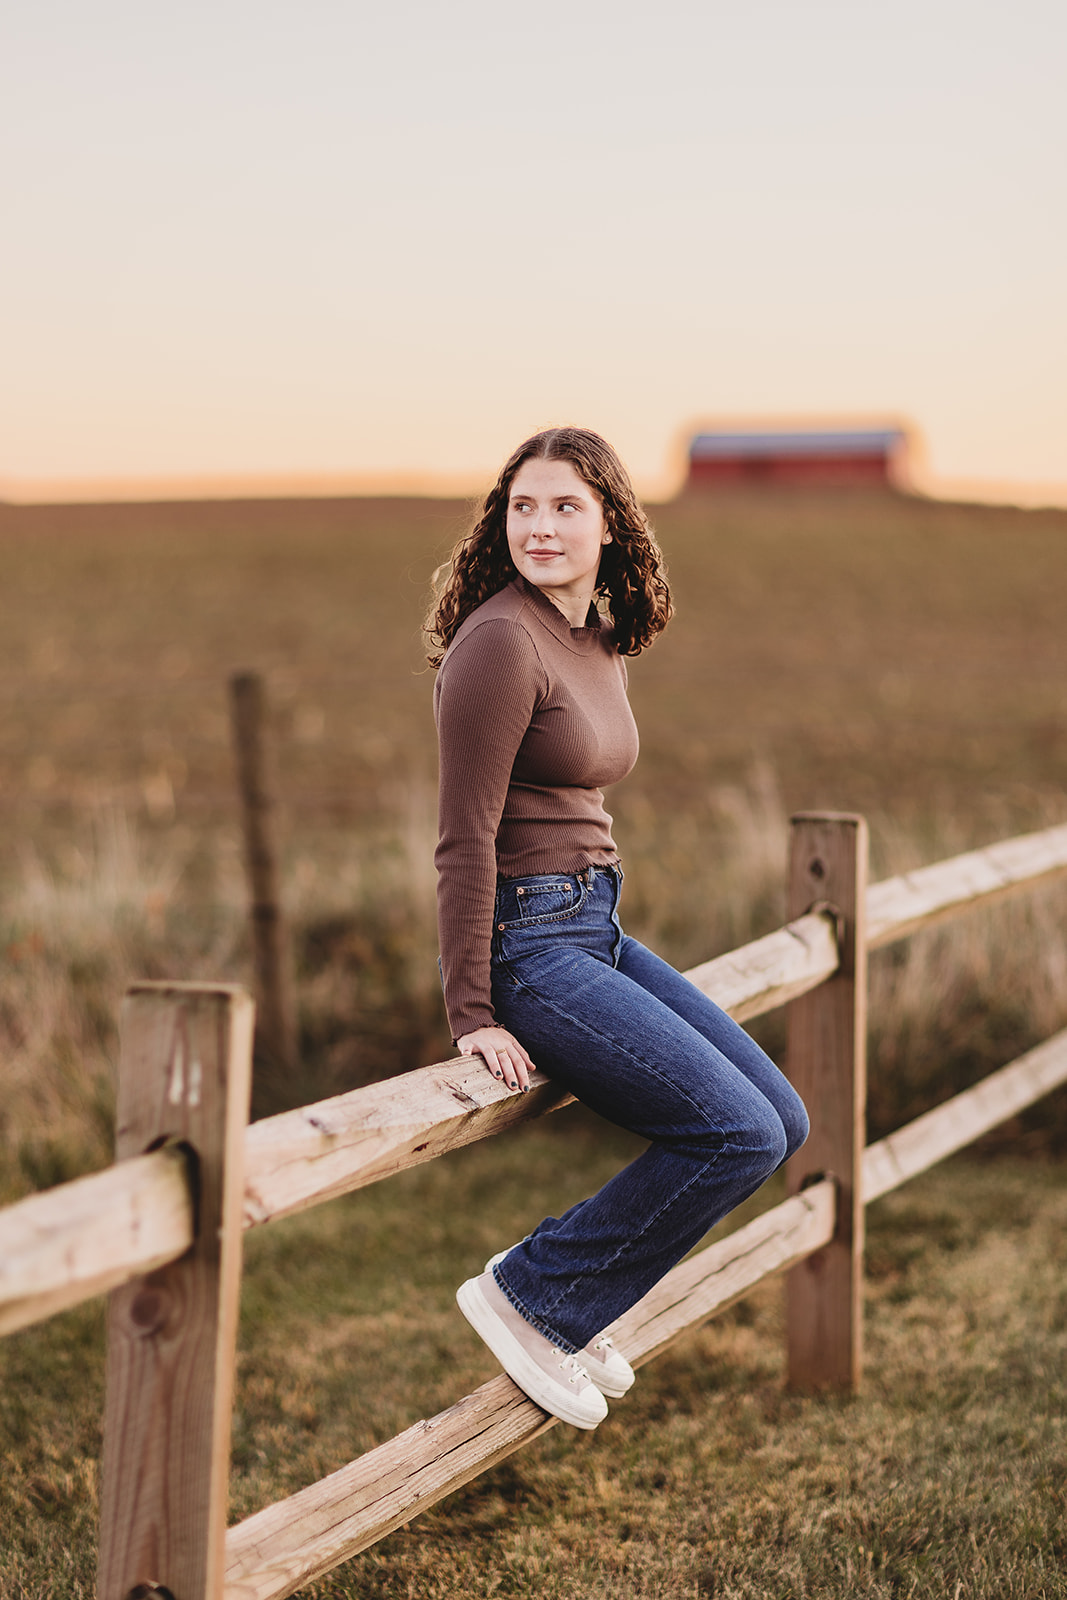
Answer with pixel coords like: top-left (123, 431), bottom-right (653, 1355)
top-left (1, 486), bottom-right (1066, 1596)
top-left (1, 487), bottom-right (1065, 843)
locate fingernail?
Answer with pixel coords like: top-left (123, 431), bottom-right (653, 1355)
top-left (507, 1080), bottom-right (517, 1090)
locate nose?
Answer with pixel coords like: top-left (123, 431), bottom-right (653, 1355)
top-left (531, 505), bottom-right (554, 537)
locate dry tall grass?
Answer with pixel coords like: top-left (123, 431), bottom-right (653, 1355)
top-left (2, 770), bottom-right (1065, 1202)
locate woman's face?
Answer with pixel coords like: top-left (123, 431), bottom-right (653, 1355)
top-left (505, 457), bottom-right (609, 612)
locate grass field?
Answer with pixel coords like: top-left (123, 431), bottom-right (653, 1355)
top-left (2, 1138), bottom-right (1066, 1599)
top-left (2, 487), bottom-right (1065, 840)
top-left (1, 485), bottom-right (1066, 1595)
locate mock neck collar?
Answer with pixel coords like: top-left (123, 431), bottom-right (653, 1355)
top-left (511, 576), bottom-right (604, 653)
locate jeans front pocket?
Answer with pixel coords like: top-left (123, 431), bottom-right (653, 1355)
top-left (495, 873), bottom-right (587, 930)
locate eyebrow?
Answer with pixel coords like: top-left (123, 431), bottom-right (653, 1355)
top-left (509, 489), bottom-right (591, 502)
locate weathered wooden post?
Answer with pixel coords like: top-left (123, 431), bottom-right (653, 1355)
top-left (784, 813), bottom-right (868, 1391)
top-left (97, 982), bottom-right (254, 1600)
top-left (230, 671), bottom-right (299, 1090)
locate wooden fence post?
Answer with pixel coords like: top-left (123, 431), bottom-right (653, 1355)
top-left (97, 982), bottom-right (254, 1600)
top-left (784, 813), bottom-right (868, 1392)
top-left (229, 671), bottom-right (299, 1089)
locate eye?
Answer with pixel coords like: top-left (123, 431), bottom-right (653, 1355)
top-left (511, 498), bottom-right (531, 513)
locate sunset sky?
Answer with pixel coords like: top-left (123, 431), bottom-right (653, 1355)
top-left (3, 0), bottom-right (1065, 504)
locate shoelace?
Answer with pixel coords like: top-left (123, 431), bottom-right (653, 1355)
top-left (554, 1350), bottom-right (592, 1386)
top-left (591, 1336), bottom-right (614, 1354)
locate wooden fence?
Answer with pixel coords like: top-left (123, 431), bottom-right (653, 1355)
top-left (3, 814), bottom-right (1067, 1600)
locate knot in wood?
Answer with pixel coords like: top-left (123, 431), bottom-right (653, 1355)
top-left (128, 1287), bottom-right (170, 1336)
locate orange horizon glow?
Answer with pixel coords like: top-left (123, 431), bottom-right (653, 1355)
top-left (4, 419), bottom-right (1067, 515)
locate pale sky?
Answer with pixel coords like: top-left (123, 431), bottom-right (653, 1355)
top-left (3, 0), bottom-right (1065, 504)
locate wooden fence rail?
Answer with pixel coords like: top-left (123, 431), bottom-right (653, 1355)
top-left (2, 816), bottom-right (1066, 1600)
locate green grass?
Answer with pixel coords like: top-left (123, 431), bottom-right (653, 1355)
top-left (2, 1133), bottom-right (1066, 1598)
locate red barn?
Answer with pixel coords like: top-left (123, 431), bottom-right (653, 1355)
top-left (687, 427), bottom-right (908, 489)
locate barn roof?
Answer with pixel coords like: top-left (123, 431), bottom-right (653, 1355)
top-left (690, 428), bottom-right (906, 459)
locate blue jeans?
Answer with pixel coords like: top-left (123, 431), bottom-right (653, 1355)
top-left (488, 863), bottom-right (809, 1352)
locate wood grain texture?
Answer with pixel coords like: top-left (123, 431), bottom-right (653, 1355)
top-left (223, 1181), bottom-right (836, 1600)
top-left (0, 1145), bottom-right (194, 1337)
top-left (684, 909), bottom-right (839, 1022)
top-left (866, 821), bottom-right (1067, 949)
top-left (224, 1379), bottom-right (554, 1600)
top-left (785, 814), bottom-right (868, 1393)
top-left (863, 1026), bottom-right (1067, 1202)
top-left (242, 1059), bottom-right (575, 1227)
top-left (97, 983), bottom-right (253, 1600)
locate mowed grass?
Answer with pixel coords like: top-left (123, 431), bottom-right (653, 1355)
top-left (2, 1128), bottom-right (1066, 1599)
top-left (1, 486), bottom-right (1066, 1595)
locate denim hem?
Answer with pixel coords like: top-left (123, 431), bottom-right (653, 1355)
top-left (491, 1264), bottom-right (580, 1355)
top-left (525, 1146), bottom-right (735, 1337)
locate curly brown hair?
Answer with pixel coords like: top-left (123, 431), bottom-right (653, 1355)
top-left (425, 426), bottom-right (672, 666)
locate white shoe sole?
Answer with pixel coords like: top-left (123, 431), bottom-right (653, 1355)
top-left (456, 1276), bottom-right (608, 1430)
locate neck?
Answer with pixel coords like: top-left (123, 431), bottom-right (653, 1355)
top-left (543, 587), bottom-right (595, 629)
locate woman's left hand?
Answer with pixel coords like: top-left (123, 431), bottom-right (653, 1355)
top-left (456, 1027), bottom-right (536, 1093)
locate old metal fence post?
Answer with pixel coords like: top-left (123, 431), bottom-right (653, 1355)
top-left (784, 813), bottom-right (868, 1391)
top-left (97, 982), bottom-right (254, 1600)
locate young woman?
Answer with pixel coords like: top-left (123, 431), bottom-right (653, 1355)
top-left (428, 427), bottom-right (808, 1429)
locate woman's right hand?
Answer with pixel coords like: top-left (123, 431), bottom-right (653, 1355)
top-left (456, 1027), bottom-right (536, 1093)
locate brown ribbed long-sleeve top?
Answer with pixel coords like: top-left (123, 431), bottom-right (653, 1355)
top-left (434, 576), bottom-right (639, 1040)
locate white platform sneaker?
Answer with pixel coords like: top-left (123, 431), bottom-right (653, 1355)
top-left (484, 1249), bottom-right (636, 1399)
top-left (456, 1272), bottom-right (608, 1429)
